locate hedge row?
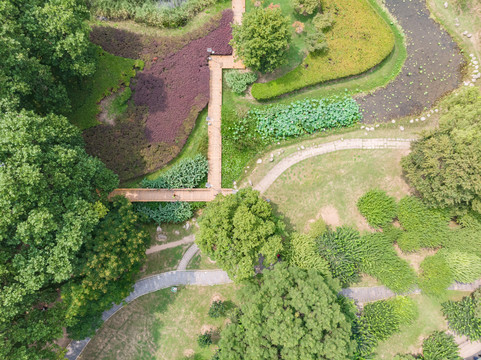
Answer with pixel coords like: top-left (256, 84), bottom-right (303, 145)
top-left (90, 0), bottom-right (219, 28)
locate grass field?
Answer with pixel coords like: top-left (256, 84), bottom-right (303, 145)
top-left (79, 284), bottom-right (238, 360)
top-left (251, 0), bottom-right (396, 100)
top-left (141, 245), bottom-right (189, 278)
top-left (375, 292), bottom-right (470, 359)
top-left (264, 148), bottom-right (411, 232)
top-left (66, 46), bottom-right (143, 130)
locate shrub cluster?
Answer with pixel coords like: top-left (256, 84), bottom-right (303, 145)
top-left (440, 249), bottom-right (481, 284)
top-left (316, 227), bottom-right (363, 287)
top-left (290, 233), bottom-right (330, 275)
top-left (306, 11), bottom-right (334, 54)
top-left (442, 288), bottom-right (481, 340)
top-left (397, 196), bottom-right (450, 252)
top-left (90, 0), bottom-right (219, 28)
top-left (443, 228), bottom-right (481, 258)
top-left (418, 253), bottom-right (453, 297)
top-left (141, 155), bottom-right (208, 189)
top-left (357, 189), bottom-right (397, 227)
top-left (361, 233), bottom-right (417, 293)
top-left (135, 201), bottom-right (193, 224)
top-left (293, 0), bottom-right (321, 15)
top-left (249, 96), bottom-right (361, 140)
top-left (422, 331), bottom-right (461, 360)
top-left (197, 332), bottom-right (213, 347)
top-left (208, 300), bottom-right (226, 318)
top-left (355, 297), bottom-right (417, 357)
top-left (225, 70), bottom-right (257, 94)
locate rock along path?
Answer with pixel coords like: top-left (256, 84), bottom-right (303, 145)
top-left (253, 138), bottom-right (414, 193)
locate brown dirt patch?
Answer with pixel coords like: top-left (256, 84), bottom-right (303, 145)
top-left (319, 205), bottom-right (341, 228)
top-left (183, 349), bottom-right (195, 357)
top-left (97, 93), bottom-right (117, 126)
top-left (394, 244), bottom-right (438, 273)
top-left (211, 294), bottom-right (224, 304)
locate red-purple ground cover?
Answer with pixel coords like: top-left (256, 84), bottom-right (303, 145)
top-left (133, 10), bottom-right (232, 143)
top-left (84, 10), bottom-right (232, 182)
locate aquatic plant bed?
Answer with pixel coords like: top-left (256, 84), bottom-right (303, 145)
top-left (83, 10), bottom-right (232, 182)
top-left (251, 0), bottom-right (395, 100)
top-left (357, 0), bottom-right (464, 123)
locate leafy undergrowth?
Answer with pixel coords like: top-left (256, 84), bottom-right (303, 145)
top-left (66, 46), bottom-right (143, 130)
top-left (251, 0), bottom-right (395, 100)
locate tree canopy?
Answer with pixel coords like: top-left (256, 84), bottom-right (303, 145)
top-left (231, 7), bottom-right (291, 73)
top-left (217, 263), bottom-right (355, 359)
top-left (0, 109), bottom-right (118, 359)
top-left (402, 87), bottom-right (481, 214)
top-left (0, 0), bottom-right (95, 114)
top-left (196, 188), bottom-right (284, 282)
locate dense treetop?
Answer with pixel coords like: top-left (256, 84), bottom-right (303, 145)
top-left (231, 7), bottom-right (291, 73)
top-left (402, 87), bottom-right (481, 214)
top-left (217, 263), bottom-right (355, 359)
top-left (0, 0), bottom-right (95, 114)
top-left (196, 188), bottom-right (284, 281)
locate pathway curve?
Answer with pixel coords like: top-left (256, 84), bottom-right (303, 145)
top-left (253, 138), bottom-right (413, 193)
top-left (358, 0), bottom-right (464, 122)
top-left (145, 234), bottom-right (195, 255)
top-left (65, 270), bottom-right (232, 360)
top-left (177, 244), bottom-right (200, 270)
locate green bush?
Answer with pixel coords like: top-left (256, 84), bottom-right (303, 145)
top-left (397, 196), bottom-right (450, 251)
top-left (290, 233), bottom-right (330, 275)
top-left (142, 155), bottom-right (208, 189)
top-left (441, 249), bottom-right (481, 283)
top-left (422, 331), bottom-right (461, 360)
top-left (249, 96), bottom-right (361, 141)
top-left (357, 189), bottom-right (397, 227)
top-left (313, 11), bottom-right (335, 31)
top-left (306, 31), bottom-right (328, 54)
top-left (197, 332), bottom-right (213, 347)
top-left (418, 253), bottom-right (454, 297)
top-left (458, 211), bottom-right (481, 230)
top-left (360, 233), bottom-right (417, 293)
top-left (136, 201), bottom-right (193, 224)
top-left (442, 291), bottom-right (481, 340)
top-left (361, 296), bottom-right (417, 341)
top-left (443, 228), bottom-right (481, 257)
top-left (382, 224), bottom-right (404, 243)
top-left (208, 300), bottom-right (226, 318)
top-left (90, 0), bottom-right (219, 28)
top-left (224, 70), bottom-right (257, 94)
top-left (316, 227), bottom-right (363, 287)
top-left (293, 0), bottom-right (321, 15)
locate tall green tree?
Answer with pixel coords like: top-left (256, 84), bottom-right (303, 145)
top-left (0, 0), bottom-right (95, 114)
top-left (217, 263), bottom-right (356, 359)
top-left (63, 196), bottom-right (150, 339)
top-left (231, 7), bottom-right (291, 73)
top-left (402, 87), bottom-right (481, 214)
top-left (0, 109), bottom-right (118, 359)
top-left (196, 188), bottom-right (284, 282)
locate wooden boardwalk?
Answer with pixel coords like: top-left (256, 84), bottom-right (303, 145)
top-left (111, 1), bottom-right (245, 203)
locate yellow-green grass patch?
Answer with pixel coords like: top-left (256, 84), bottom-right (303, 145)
top-left (251, 0), bottom-right (395, 100)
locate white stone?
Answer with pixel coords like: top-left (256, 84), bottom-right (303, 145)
top-left (474, 69), bottom-right (479, 73)
top-left (247, 166), bottom-right (250, 169)
top-left (421, 117), bottom-right (426, 121)
top-left (463, 30), bottom-right (468, 35)
top-left (361, 125), bottom-right (365, 129)
top-left (391, 119), bottom-right (396, 123)
top-left (301, 145), bottom-right (305, 150)
top-left (435, 109), bottom-right (438, 112)
top-left (470, 53), bottom-right (475, 58)
top-left (400, 126), bottom-right (405, 131)
top-left (269, 157), bottom-right (274, 162)
top-left (370, 127), bottom-right (375, 131)
top-left (375, 124), bottom-right (380, 128)
top-left (256, 159), bottom-right (262, 164)
top-left (174, 230), bottom-right (180, 235)
top-left (364, 132), bottom-right (368, 135)
top-left (156, 226), bottom-right (162, 233)
top-left (185, 222), bottom-right (191, 230)
top-left (467, 34), bottom-right (472, 38)
top-left (473, 61), bottom-right (478, 65)
top-left (416, 118), bottom-right (419, 122)
top-left (410, 119), bottom-right (414, 123)
top-left (444, 1), bottom-right (448, 8)
top-left (427, 113), bottom-right (431, 117)
top-left (470, 83), bottom-right (474, 87)
top-left (248, 179), bottom-right (253, 186)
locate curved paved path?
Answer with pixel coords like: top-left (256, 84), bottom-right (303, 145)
top-left (253, 138), bottom-right (414, 193)
top-left (358, 0), bottom-right (464, 122)
top-left (177, 243), bottom-right (200, 270)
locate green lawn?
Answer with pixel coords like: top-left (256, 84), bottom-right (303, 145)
top-left (251, 0), bottom-right (397, 100)
top-left (264, 149), bottom-right (412, 232)
top-left (375, 292), bottom-right (470, 359)
top-left (66, 46), bottom-right (143, 130)
top-left (79, 284), bottom-right (238, 360)
top-left (140, 245), bottom-right (189, 279)
top-left (187, 252), bottom-right (220, 270)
